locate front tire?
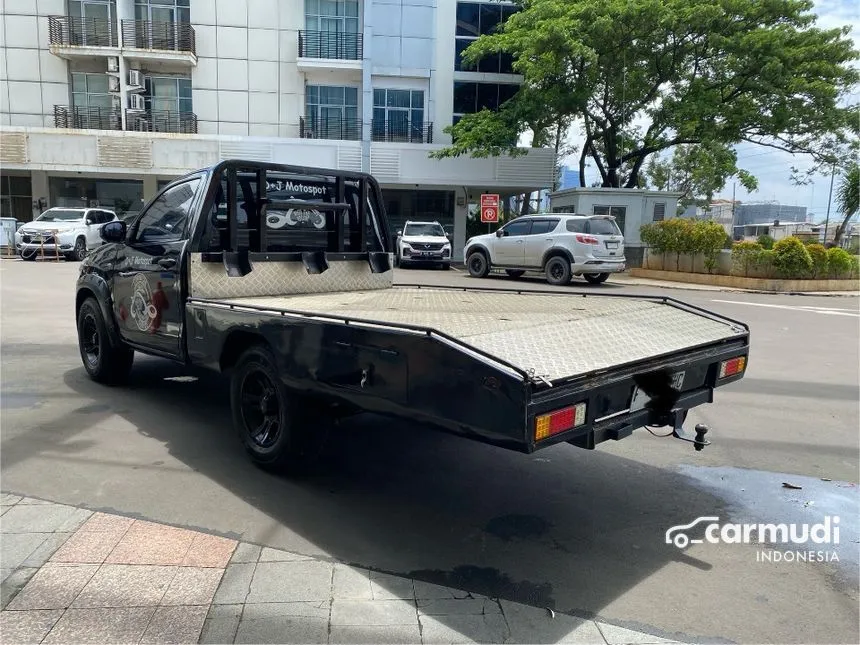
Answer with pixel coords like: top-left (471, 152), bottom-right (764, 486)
top-left (77, 297), bottom-right (134, 385)
top-left (230, 345), bottom-right (326, 474)
top-left (545, 256), bottom-right (571, 285)
top-left (72, 237), bottom-right (87, 262)
top-left (467, 251), bottom-right (490, 278)
top-left (584, 272), bottom-right (610, 284)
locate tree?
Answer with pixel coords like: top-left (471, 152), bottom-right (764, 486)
top-left (431, 0), bottom-right (859, 190)
top-left (645, 143), bottom-right (758, 210)
top-left (834, 162), bottom-right (859, 246)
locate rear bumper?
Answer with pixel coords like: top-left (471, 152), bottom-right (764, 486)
top-left (573, 258), bottom-right (626, 274)
top-left (525, 338), bottom-right (748, 452)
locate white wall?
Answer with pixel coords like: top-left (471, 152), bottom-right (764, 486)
top-left (190, 0), bottom-right (301, 138)
top-left (0, 0), bottom-right (68, 127)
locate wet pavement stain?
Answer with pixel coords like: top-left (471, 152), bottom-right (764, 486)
top-left (484, 513), bottom-right (550, 541)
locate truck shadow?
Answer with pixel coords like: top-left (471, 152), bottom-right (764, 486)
top-left (9, 355), bottom-right (727, 640)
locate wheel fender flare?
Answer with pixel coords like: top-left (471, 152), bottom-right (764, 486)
top-left (76, 275), bottom-right (123, 349)
top-left (542, 247), bottom-right (574, 269)
top-left (466, 245), bottom-right (492, 263)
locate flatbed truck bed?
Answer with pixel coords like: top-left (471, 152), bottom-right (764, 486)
top-left (75, 160), bottom-right (750, 472)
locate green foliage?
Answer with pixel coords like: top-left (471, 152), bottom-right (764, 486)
top-left (806, 243), bottom-right (828, 278)
top-left (694, 220), bottom-right (729, 273)
top-left (433, 0), bottom-right (860, 192)
top-left (641, 218), bottom-right (727, 272)
top-left (754, 250), bottom-right (777, 279)
top-left (772, 237), bottom-right (813, 278)
top-left (825, 247), bottom-right (856, 278)
top-left (757, 234), bottom-right (775, 250)
top-left (731, 241), bottom-right (764, 277)
top-left (834, 162), bottom-right (860, 245)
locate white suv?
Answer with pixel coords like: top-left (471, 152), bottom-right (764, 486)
top-left (395, 220), bottom-right (452, 269)
top-left (464, 213), bottom-right (626, 285)
top-left (15, 207), bottom-right (119, 262)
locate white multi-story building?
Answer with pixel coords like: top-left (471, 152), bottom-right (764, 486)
top-left (0, 0), bottom-right (554, 258)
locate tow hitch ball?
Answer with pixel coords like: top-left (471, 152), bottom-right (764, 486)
top-left (671, 410), bottom-right (711, 451)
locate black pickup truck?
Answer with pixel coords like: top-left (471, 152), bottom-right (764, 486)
top-left (75, 160), bottom-right (750, 472)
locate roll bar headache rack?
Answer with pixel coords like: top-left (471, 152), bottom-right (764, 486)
top-left (192, 159), bottom-right (393, 277)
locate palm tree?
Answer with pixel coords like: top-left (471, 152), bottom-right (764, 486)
top-left (834, 162), bottom-right (859, 247)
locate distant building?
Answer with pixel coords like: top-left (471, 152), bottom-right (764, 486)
top-left (734, 203), bottom-right (808, 227)
top-left (559, 167), bottom-right (581, 190)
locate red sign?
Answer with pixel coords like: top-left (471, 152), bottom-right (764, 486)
top-left (480, 194), bottom-right (500, 223)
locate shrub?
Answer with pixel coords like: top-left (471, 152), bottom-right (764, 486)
top-left (694, 221), bottom-right (730, 273)
top-left (757, 234), bottom-right (775, 250)
top-left (640, 222), bottom-right (668, 269)
top-left (772, 237), bottom-right (813, 279)
top-left (825, 247), bottom-right (855, 278)
top-left (753, 250), bottom-right (777, 278)
top-left (805, 244), bottom-right (828, 278)
top-left (731, 241), bottom-right (763, 277)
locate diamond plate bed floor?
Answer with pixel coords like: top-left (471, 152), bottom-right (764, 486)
top-left (219, 287), bottom-right (747, 381)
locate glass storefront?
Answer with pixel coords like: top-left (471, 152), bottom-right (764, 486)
top-left (381, 189), bottom-right (455, 245)
top-left (49, 177), bottom-right (144, 220)
top-left (0, 174), bottom-right (33, 222)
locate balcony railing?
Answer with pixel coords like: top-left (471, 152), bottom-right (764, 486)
top-left (121, 19), bottom-right (196, 55)
top-left (127, 110), bottom-right (198, 134)
top-left (372, 120), bottom-right (433, 144)
top-left (299, 116), bottom-right (362, 141)
top-left (48, 15), bottom-right (118, 48)
top-left (54, 105), bottom-right (122, 131)
top-left (298, 30), bottom-right (362, 60)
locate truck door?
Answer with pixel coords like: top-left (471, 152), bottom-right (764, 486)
top-left (493, 218), bottom-right (531, 265)
top-left (112, 176), bottom-right (203, 356)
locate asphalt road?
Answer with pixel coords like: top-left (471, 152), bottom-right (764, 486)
top-left (1, 260), bottom-right (858, 644)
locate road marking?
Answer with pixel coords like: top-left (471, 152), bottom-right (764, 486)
top-left (712, 299), bottom-right (860, 317)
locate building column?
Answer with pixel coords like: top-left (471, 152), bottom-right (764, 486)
top-left (143, 175), bottom-right (158, 201)
top-left (31, 171), bottom-right (49, 218)
top-left (453, 187), bottom-right (468, 262)
top-left (360, 0), bottom-right (373, 173)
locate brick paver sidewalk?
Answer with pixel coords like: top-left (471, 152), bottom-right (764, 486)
top-left (1, 493), bottom-right (684, 644)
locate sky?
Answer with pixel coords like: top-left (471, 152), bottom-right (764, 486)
top-left (558, 0), bottom-right (859, 224)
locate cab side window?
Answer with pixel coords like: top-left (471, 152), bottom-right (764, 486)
top-left (530, 220), bottom-right (559, 235)
top-left (503, 220), bottom-right (532, 236)
top-left (135, 178), bottom-right (201, 244)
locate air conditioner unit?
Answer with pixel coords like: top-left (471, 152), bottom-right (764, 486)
top-left (108, 75), bottom-right (120, 92)
top-left (128, 93), bottom-right (145, 111)
top-left (107, 57), bottom-right (119, 73)
top-left (128, 69), bottom-right (144, 89)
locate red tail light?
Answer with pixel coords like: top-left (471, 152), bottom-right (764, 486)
top-left (535, 403), bottom-right (587, 441)
top-left (575, 234), bottom-right (599, 244)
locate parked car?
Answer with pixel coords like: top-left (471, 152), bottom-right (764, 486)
top-left (15, 207), bottom-right (118, 261)
top-left (74, 160), bottom-right (749, 474)
top-left (395, 220), bottom-right (452, 269)
top-left (464, 213), bottom-right (626, 285)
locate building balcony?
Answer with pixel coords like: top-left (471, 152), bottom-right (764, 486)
top-left (54, 105), bottom-right (122, 131)
top-left (121, 20), bottom-right (196, 64)
top-left (371, 121), bottom-right (433, 144)
top-left (299, 116), bottom-right (362, 141)
top-left (48, 16), bottom-right (119, 58)
top-left (297, 31), bottom-right (362, 72)
top-left (127, 110), bottom-right (198, 134)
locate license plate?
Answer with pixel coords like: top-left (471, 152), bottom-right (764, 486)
top-left (606, 241), bottom-right (618, 249)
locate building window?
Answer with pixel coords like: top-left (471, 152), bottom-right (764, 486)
top-left (593, 205), bottom-right (627, 234)
top-left (71, 73), bottom-right (114, 110)
top-left (455, 2), bottom-right (518, 73)
top-left (305, 85), bottom-right (360, 140)
top-left (653, 202), bottom-right (666, 221)
top-left (372, 89), bottom-right (424, 141)
top-left (305, 0), bottom-right (359, 32)
top-left (452, 81), bottom-right (519, 124)
top-left (0, 175), bottom-right (33, 223)
top-left (145, 76), bottom-right (192, 114)
top-left (49, 177), bottom-right (144, 220)
top-left (135, 0), bottom-right (189, 23)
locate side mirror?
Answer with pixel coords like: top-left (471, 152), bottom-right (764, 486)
top-left (100, 220), bottom-right (127, 244)
top-left (396, 230), bottom-right (402, 236)
top-left (495, 229), bottom-right (505, 238)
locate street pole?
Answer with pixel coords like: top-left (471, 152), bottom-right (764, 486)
top-left (823, 163), bottom-right (835, 245)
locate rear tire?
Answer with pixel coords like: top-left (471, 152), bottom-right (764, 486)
top-left (77, 297), bottom-right (134, 385)
top-left (584, 273), bottom-right (610, 284)
top-left (505, 269), bottom-right (525, 279)
top-left (467, 251), bottom-right (490, 278)
top-left (545, 256), bottom-right (571, 286)
top-left (230, 344), bottom-right (327, 474)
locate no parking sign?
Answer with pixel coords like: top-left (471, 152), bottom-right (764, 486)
top-left (480, 194), bottom-right (499, 223)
